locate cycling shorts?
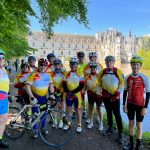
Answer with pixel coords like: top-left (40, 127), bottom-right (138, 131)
top-left (66, 97), bottom-right (82, 109)
top-left (0, 98), bottom-right (9, 115)
top-left (127, 103), bottom-right (144, 122)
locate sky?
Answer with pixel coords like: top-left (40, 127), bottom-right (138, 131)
top-left (30, 0), bottom-right (150, 37)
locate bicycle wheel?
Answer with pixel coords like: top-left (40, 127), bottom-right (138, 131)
top-left (5, 106), bottom-right (26, 140)
top-left (39, 109), bottom-right (74, 147)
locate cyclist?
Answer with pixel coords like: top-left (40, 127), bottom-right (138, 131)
top-left (63, 57), bottom-right (85, 133)
top-left (0, 49), bottom-right (9, 148)
top-left (98, 55), bottom-right (124, 144)
top-left (46, 53), bottom-right (56, 73)
top-left (14, 63), bottom-right (31, 118)
top-left (85, 62), bottom-right (103, 131)
top-left (123, 56), bottom-right (150, 150)
top-left (50, 58), bottom-right (66, 128)
top-left (28, 56), bottom-right (37, 72)
top-left (84, 51), bottom-right (103, 77)
top-left (26, 58), bottom-right (54, 138)
top-left (77, 51), bottom-right (87, 119)
top-left (84, 51), bottom-right (103, 124)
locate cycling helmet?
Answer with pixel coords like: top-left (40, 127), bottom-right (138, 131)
top-left (28, 56), bottom-right (36, 62)
top-left (47, 53), bottom-right (56, 59)
top-left (89, 51), bottom-right (97, 57)
top-left (38, 58), bottom-right (48, 66)
top-left (69, 57), bottom-right (79, 64)
top-left (21, 62), bottom-right (30, 69)
top-left (105, 55), bottom-right (115, 61)
top-left (88, 62), bottom-right (97, 68)
top-left (130, 56), bottom-right (143, 64)
top-left (0, 49), bottom-right (5, 56)
top-left (77, 51), bottom-right (85, 57)
top-left (54, 58), bottom-right (61, 64)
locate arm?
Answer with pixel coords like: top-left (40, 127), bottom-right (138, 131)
top-left (71, 81), bottom-right (85, 94)
top-left (117, 69), bottom-right (124, 93)
top-left (25, 84), bottom-right (34, 98)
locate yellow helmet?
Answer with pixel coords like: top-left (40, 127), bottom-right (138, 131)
top-left (130, 56), bottom-right (143, 64)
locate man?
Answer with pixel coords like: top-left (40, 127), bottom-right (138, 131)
top-left (26, 58), bottom-right (54, 138)
top-left (77, 51), bottom-right (87, 119)
top-left (28, 56), bottom-right (37, 72)
top-left (98, 55), bottom-right (124, 144)
top-left (46, 53), bottom-right (56, 73)
top-left (63, 57), bottom-right (85, 133)
top-left (123, 56), bottom-right (150, 150)
top-left (0, 49), bottom-right (10, 148)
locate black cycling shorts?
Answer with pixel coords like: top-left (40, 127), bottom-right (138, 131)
top-left (127, 103), bottom-right (144, 122)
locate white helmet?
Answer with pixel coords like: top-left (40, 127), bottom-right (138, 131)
top-left (89, 51), bottom-right (97, 57)
top-left (69, 57), bottom-right (79, 64)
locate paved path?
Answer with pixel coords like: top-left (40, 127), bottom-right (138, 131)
top-left (4, 67), bottom-right (146, 150)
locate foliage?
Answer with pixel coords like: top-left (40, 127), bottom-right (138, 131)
top-left (140, 37), bottom-right (150, 50)
top-left (138, 49), bottom-right (150, 70)
top-left (0, 0), bottom-right (89, 58)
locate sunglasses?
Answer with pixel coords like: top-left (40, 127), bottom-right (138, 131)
top-left (54, 63), bottom-right (60, 65)
top-left (39, 64), bottom-right (47, 67)
top-left (0, 56), bottom-right (5, 59)
top-left (70, 62), bottom-right (78, 66)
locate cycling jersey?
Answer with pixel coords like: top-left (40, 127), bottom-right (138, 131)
top-left (14, 72), bottom-right (31, 95)
top-left (27, 71), bottom-right (52, 97)
top-left (77, 63), bottom-right (86, 76)
top-left (98, 67), bottom-right (124, 96)
top-left (85, 73), bottom-right (101, 94)
top-left (63, 71), bottom-right (85, 108)
top-left (84, 63), bottom-right (103, 77)
top-left (0, 68), bottom-right (9, 100)
top-left (124, 73), bottom-right (150, 106)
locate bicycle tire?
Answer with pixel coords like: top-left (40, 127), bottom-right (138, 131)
top-left (39, 109), bottom-right (74, 147)
top-left (5, 106), bottom-right (26, 140)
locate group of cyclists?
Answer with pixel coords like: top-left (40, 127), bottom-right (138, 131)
top-left (0, 48), bottom-right (149, 150)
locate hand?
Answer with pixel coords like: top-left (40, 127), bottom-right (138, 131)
top-left (49, 94), bottom-right (55, 100)
top-left (30, 97), bottom-right (38, 105)
top-left (8, 95), bottom-right (12, 103)
top-left (141, 108), bottom-right (147, 116)
top-left (123, 105), bottom-right (128, 113)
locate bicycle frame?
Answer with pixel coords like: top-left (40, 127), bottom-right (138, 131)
top-left (10, 104), bottom-right (45, 129)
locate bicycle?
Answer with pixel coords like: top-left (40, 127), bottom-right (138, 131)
top-left (5, 95), bottom-right (74, 148)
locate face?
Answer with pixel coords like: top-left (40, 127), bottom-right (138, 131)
top-left (105, 61), bottom-right (115, 69)
top-left (0, 55), bottom-right (5, 67)
top-left (70, 62), bottom-right (78, 71)
top-left (22, 66), bottom-right (29, 73)
top-left (29, 60), bottom-right (36, 67)
top-left (48, 57), bottom-right (55, 64)
top-left (54, 62), bottom-right (61, 69)
top-left (77, 56), bottom-right (84, 63)
top-left (89, 56), bottom-right (97, 62)
top-left (131, 63), bottom-right (142, 73)
top-left (38, 64), bottom-right (48, 73)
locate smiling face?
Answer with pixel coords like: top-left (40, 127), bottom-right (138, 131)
top-left (38, 64), bottom-right (48, 73)
top-left (0, 55), bottom-right (5, 67)
top-left (89, 56), bottom-right (97, 62)
top-left (22, 65), bottom-right (29, 73)
top-left (131, 62), bottom-right (142, 74)
top-left (105, 60), bottom-right (115, 69)
top-left (70, 62), bottom-right (78, 71)
top-left (29, 60), bottom-right (36, 67)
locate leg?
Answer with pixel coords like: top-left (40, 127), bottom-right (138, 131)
top-left (112, 100), bottom-right (123, 134)
top-left (0, 99), bottom-right (9, 148)
top-left (103, 98), bottom-right (113, 128)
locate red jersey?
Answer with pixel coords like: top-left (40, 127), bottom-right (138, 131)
top-left (124, 73), bottom-right (150, 106)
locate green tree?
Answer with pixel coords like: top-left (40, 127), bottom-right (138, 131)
top-left (0, 0), bottom-right (88, 58)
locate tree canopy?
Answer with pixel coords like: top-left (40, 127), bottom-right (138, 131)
top-left (0, 0), bottom-right (88, 58)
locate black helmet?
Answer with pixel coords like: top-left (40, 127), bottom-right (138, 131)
top-left (21, 62), bottom-right (30, 69)
top-left (77, 51), bottom-right (85, 57)
top-left (47, 53), bottom-right (56, 59)
top-left (28, 56), bottom-right (36, 62)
